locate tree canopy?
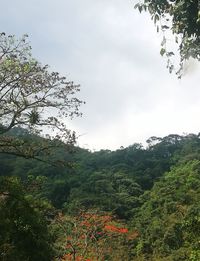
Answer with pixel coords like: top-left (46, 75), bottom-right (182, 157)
top-left (135, 0), bottom-right (200, 76)
top-left (0, 33), bottom-right (83, 161)
top-left (2, 130), bottom-right (200, 259)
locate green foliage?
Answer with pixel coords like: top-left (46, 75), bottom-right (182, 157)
top-left (0, 176), bottom-right (55, 261)
top-left (65, 171), bottom-right (142, 219)
top-left (0, 33), bottom-right (83, 162)
top-left (135, 0), bottom-right (200, 77)
top-left (132, 160), bottom-right (200, 260)
top-left (1, 131), bottom-right (200, 259)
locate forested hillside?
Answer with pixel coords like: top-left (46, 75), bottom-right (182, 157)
top-left (1, 128), bottom-right (200, 260)
top-left (1, 1), bottom-right (200, 258)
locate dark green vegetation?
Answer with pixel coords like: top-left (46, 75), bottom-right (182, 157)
top-left (1, 29), bottom-right (200, 260)
top-left (1, 129), bottom-right (200, 260)
top-left (0, 176), bottom-right (55, 261)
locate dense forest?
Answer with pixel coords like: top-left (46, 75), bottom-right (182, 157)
top-left (1, 128), bottom-right (200, 260)
top-left (1, 0), bottom-right (200, 260)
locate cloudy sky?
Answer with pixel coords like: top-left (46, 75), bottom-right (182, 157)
top-left (1, 0), bottom-right (200, 150)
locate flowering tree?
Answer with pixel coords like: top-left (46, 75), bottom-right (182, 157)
top-left (54, 211), bottom-right (139, 261)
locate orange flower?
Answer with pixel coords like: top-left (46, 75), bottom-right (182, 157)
top-left (104, 225), bottom-right (128, 233)
top-left (104, 225), bottom-right (119, 232)
top-left (118, 228), bottom-right (128, 233)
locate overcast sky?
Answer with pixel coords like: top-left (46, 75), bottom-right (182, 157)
top-left (1, 0), bottom-right (200, 150)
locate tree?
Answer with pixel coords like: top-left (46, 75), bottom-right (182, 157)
top-left (134, 0), bottom-right (200, 77)
top-left (53, 210), bottom-right (136, 260)
top-left (0, 176), bottom-right (55, 261)
top-left (0, 33), bottom-right (83, 162)
top-left (131, 160), bottom-right (200, 260)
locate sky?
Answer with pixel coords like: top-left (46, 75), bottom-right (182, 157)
top-left (1, 0), bottom-right (200, 150)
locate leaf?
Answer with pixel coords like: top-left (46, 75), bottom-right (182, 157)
top-left (138, 6), bottom-right (143, 13)
top-left (167, 52), bottom-right (175, 57)
top-left (134, 3), bottom-right (140, 9)
top-left (161, 25), bottom-right (170, 30)
top-left (160, 48), bottom-right (166, 56)
top-left (154, 14), bottom-right (160, 24)
top-left (161, 37), bottom-right (166, 46)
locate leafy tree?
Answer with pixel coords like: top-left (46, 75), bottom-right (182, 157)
top-left (0, 176), bottom-right (55, 261)
top-left (134, 0), bottom-right (200, 76)
top-left (53, 210), bottom-right (135, 260)
top-left (65, 170), bottom-right (142, 219)
top-left (1, 130), bottom-right (200, 259)
top-left (0, 33), bottom-right (83, 162)
top-left (131, 160), bottom-right (200, 260)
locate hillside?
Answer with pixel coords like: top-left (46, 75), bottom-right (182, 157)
top-left (1, 130), bottom-right (200, 260)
